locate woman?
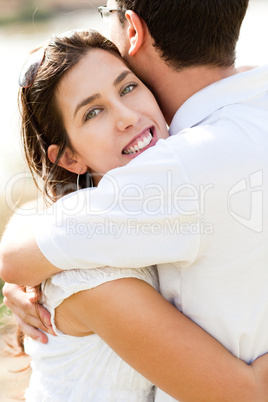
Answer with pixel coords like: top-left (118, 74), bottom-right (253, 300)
top-left (4, 29), bottom-right (268, 401)
top-left (20, 28), bottom-right (167, 401)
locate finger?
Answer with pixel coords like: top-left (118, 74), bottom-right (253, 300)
top-left (3, 283), bottom-right (56, 335)
top-left (2, 283), bottom-right (32, 307)
top-left (3, 293), bottom-right (37, 320)
top-left (27, 293), bottom-right (40, 303)
top-left (27, 290), bottom-right (41, 303)
top-left (2, 282), bottom-right (17, 298)
top-left (35, 303), bottom-right (56, 335)
top-left (14, 314), bottom-right (49, 344)
top-left (3, 295), bottom-right (54, 334)
top-left (26, 285), bottom-right (43, 303)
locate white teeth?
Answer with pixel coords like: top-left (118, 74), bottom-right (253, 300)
top-left (143, 136), bottom-right (150, 146)
top-left (123, 131), bottom-right (153, 154)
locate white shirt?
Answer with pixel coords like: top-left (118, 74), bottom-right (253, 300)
top-left (24, 267), bottom-right (158, 402)
top-left (36, 66), bottom-right (268, 399)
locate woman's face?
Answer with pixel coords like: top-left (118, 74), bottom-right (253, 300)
top-left (56, 49), bottom-right (168, 183)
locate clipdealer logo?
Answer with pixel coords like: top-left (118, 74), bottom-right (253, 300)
top-left (227, 170), bottom-right (263, 233)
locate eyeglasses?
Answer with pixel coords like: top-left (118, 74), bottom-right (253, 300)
top-left (18, 47), bottom-right (46, 89)
top-left (98, 5), bottom-right (121, 19)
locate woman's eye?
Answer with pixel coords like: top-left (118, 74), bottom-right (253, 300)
top-left (85, 108), bottom-right (102, 121)
top-left (121, 83), bottom-right (137, 96)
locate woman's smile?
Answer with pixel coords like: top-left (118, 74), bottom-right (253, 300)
top-left (56, 48), bottom-right (169, 183)
top-left (122, 127), bottom-right (155, 156)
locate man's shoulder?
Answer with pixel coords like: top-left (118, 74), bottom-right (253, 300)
top-left (167, 124), bottom-right (221, 150)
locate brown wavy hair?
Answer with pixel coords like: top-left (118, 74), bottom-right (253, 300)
top-left (15, 30), bottom-right (123, 355)
top-left (19, 30), bottom-right (121, 203)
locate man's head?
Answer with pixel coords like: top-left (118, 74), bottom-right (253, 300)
top-left (114, 0), bottom-right (249, 70)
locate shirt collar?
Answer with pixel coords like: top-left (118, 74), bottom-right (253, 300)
top-left (169, 65), bottom-right (268, 136)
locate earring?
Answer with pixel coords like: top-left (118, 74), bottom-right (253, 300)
top-left (76, 171), bottom-right (80, 191)
top-left (88, 172), bottom-right (93, 188)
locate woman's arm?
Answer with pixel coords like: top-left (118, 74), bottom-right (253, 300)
top-left (55, 278), bottom-right (268, 402)
top-left (1, 142), bottom-right (203, 286)
top-left (0, 208), bottom-right (61, 286)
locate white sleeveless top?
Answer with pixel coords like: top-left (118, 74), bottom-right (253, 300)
top-left (24, 266), bottom-right (159, 402)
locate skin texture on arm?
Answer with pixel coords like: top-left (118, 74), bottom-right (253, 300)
top-left (55, 278), bottom-right (268, 402)
top-left (0, 210), bottom-right (61, 286)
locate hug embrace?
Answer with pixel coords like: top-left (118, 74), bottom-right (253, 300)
top-left (1, 1), bottom-right (268, 401)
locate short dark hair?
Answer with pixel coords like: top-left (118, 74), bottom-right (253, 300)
top-left (116, 0), bottom-right (249, 69)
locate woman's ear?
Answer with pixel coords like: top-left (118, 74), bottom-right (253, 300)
top-left (125, 10), bottom-right (146, 56)
top-left (47, 145), bottom-right (87, 174)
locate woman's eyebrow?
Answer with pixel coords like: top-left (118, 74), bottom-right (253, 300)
top-left (113, 70), bottom-right (131, 87)
top-left (74, 93), bottom-right (101, 118)
top-left (73, 71), bottom-right (132, 119)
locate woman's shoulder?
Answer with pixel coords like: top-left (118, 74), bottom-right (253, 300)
top-left (43, 266), bottom-right (159, 309)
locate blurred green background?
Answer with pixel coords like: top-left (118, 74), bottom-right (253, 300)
top-left (0, 0), bottom-right (103, 25)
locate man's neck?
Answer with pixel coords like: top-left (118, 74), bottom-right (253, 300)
top-left (147, 64), bottom-right (238, 126)
top-left (122, 18), bottom-right (239, 126)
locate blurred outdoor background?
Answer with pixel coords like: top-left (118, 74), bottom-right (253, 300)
top-left (0, 1), bottom-right (106, 297)
top-left (0, 1), bottom-right (106, 400)
top-left (0, 0), bottom-right (268, 399)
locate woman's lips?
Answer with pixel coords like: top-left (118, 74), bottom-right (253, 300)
top-left (122, 128), bottom-right (154, 155)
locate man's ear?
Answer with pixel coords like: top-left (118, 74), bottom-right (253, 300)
top-left (47, 145), bottom-right (87, 175)
top-left (125, 10), bottom-right (146, 56)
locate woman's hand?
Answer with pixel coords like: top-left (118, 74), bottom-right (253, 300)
top-left (2, 283), bottom-right (55, 343)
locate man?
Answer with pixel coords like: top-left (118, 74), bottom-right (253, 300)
top-left (1, 0), bottom-right (268, 400)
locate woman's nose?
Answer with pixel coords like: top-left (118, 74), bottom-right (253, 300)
top-left (115, 102), bottom-right (140, 131)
